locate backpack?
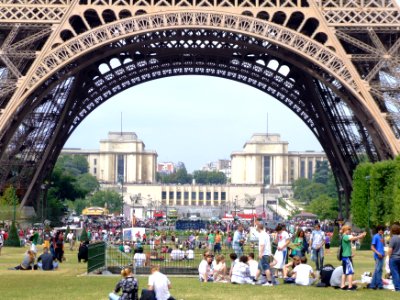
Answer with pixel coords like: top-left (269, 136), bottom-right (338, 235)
top-left (320, 264), bottom-right (335, 286)
top-left (123, 277), bottom-right (138, 300)
top-left (336, 237), bottom-right (343, 261)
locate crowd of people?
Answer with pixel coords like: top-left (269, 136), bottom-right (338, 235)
top-left (196, 221), bottom-right (400, 292)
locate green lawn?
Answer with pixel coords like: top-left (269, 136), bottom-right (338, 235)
top-left (0, 245), bottom-right (399, 300)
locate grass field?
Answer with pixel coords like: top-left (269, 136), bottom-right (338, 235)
top-left (0, 245), bottom-right (399, 300)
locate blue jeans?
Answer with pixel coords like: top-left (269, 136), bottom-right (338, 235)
top-left (390, 257), bottom-right (400, 291)
top-left (370, 257), bottom-right (383, 288)
top-left (312, 248), bottom-right (324, 271)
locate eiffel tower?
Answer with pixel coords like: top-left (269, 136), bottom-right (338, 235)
top-left (0, 0), bottom-right (399, 218)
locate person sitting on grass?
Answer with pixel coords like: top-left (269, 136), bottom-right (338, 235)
top-left (109, 267), bottom-right (138, 300)
top-left (229, 253), bottom-right (238, 277)
top-left (231, 255), bottom-right (254, 285)
top-left (291, 256), bottom-right (315, 286)
top-left (37, 247), bottom-right (58, 271)
top-left (148, 265), bottom-right (176, 300)
top-left (283, 255), bottom-right (301, 279)
top-left (14, 250), bottom-right (37, 270)
top-left (198, 251), bottom-right (214, 282)
top-left (213, 254), bottom-right (228, 282)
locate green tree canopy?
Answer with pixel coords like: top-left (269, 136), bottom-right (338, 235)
top-left (76, 173), bottom-right (99, 194)
top-left (193, 170), bottom-right (227, 184)
top-left (56, 154), bottom-right (89, 176)
top-left (88, 190), bottom-right (122, 213)
top-left (307, 194), bottom-right (338, 220)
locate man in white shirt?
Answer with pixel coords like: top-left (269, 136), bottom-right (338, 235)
top-left (66, 231), bottom-right (74, 251)
top-left (133, 247), bottom-right (147, 267)
top-left (148, 265), bottom-right (174, 300)
top-left (257, 223), bottom-right (273, 286)
top-left (292, 256), bottom-right (315, 286)
top-left (185, 248), bottom-right (194, 260)
top-left (170, 246), bottom-right (184, 261)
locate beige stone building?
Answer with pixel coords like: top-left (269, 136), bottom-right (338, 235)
top-left (63, 132), bottom-right (327, 219)
top-left (231, 133), bottom-right (327, 186)
top-left (63, 132), bottom-right (157, 184)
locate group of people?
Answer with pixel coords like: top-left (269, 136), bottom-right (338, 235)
top-left (12, 247), bottom-right (59, 271)
top-left (109, 265), bottom-right (175, 300)
top-left (196, 221), bottom-right (400, 293)
top-left (198, 223), bottom-right (318, 286)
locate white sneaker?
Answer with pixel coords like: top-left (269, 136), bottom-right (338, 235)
top-left (262, 282), bottom-right (273, 286)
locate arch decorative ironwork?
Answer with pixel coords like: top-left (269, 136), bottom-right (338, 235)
top-left (0, 0), bottom-right (399, 220)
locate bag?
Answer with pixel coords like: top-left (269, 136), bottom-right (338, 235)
top-left (123, 277), bottom-right (138, 299)
top-left (337, 238), bottom-right (343, 261)
top-left (320, 264), bottom-right (335, 286)
top-left (284, 277), bottom-right (296, 284)
top-left (140, 289), bottom-right (156, 300)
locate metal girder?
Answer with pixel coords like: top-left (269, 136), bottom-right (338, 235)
top-left (0, 29), bottom-right (376, 211)
top-left (0, 0), bottom-right (399, 219)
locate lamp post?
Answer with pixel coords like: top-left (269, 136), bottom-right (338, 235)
top-left (233, 195), bottom-right (238, 217)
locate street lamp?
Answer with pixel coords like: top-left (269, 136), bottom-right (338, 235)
top-left (233, 195), bottom-right (238, 217)
top-left (118, 174), bottom-right (124, 219)
top-left (264, 184), bottom-right (270, 220)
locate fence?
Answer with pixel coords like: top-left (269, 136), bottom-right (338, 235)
top-left (87, 241), bottom-right (106, 273)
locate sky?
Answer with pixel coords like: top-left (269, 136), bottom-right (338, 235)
top-left (65, 75), bottom-right (321, 172)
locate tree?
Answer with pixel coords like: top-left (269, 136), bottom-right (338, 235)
top-left (80, 227), bottom-right (89, 242)
top-left (307, 194), bottom-right (338, 220)
top-left (193, 170), bottom-right (227, 184)
top-left (4, 221), bottom-right (20, 247)
top-left (330, 226), bottom-right (340, 247)
top-left (292, 178), bottom-right (312, 202)
top-left (88, 190), bottom-right (122, 213)
top-left (56, 154), bottom-right (89, 176)
top-left (313, 161), bottom-right (330, 184)
top-left (0, 186), bottom-right (20, 222)
top-left (76, 173), bottom-right (99, 194)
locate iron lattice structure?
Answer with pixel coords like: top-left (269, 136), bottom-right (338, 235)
top-left (0, 0), bottom-right (399, 218)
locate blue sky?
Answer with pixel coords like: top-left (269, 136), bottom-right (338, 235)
top-left (65, 75), bottom-right (321, 172)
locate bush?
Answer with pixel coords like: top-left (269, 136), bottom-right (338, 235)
top-left (359, 228), bottom-right (372, 251)
top-left (330, 226), bottom-right (340, 247)
top-left (5, 221), bottom-right (20, 247)
top-left (80, 227), bottom-right (88, 242)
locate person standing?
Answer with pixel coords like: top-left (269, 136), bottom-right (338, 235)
top-left (369, 225), bottom-right (385, 289)
top-left (233, 225), bottom-right (245, 257)
top-left (208, 231), bottom-right (215, 251)
top-left (340, 225), bottom-right (366, 290)
top-left (214, 230), bottom-right (222, 254)
top-left (257, 223), bottom-right (273, 286)
top-left (309, 223), bottom-right (325, 271)
top-left (66, 231), bottom-right (74, 251)
top-left (148, 265), bottom-right (175, 300)
top-left (0, 230), bottom-right (4, 256)
top-left (389, 223), bottom-right (400, 292)
top-left (274, 224), bottom-right (290, 275)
